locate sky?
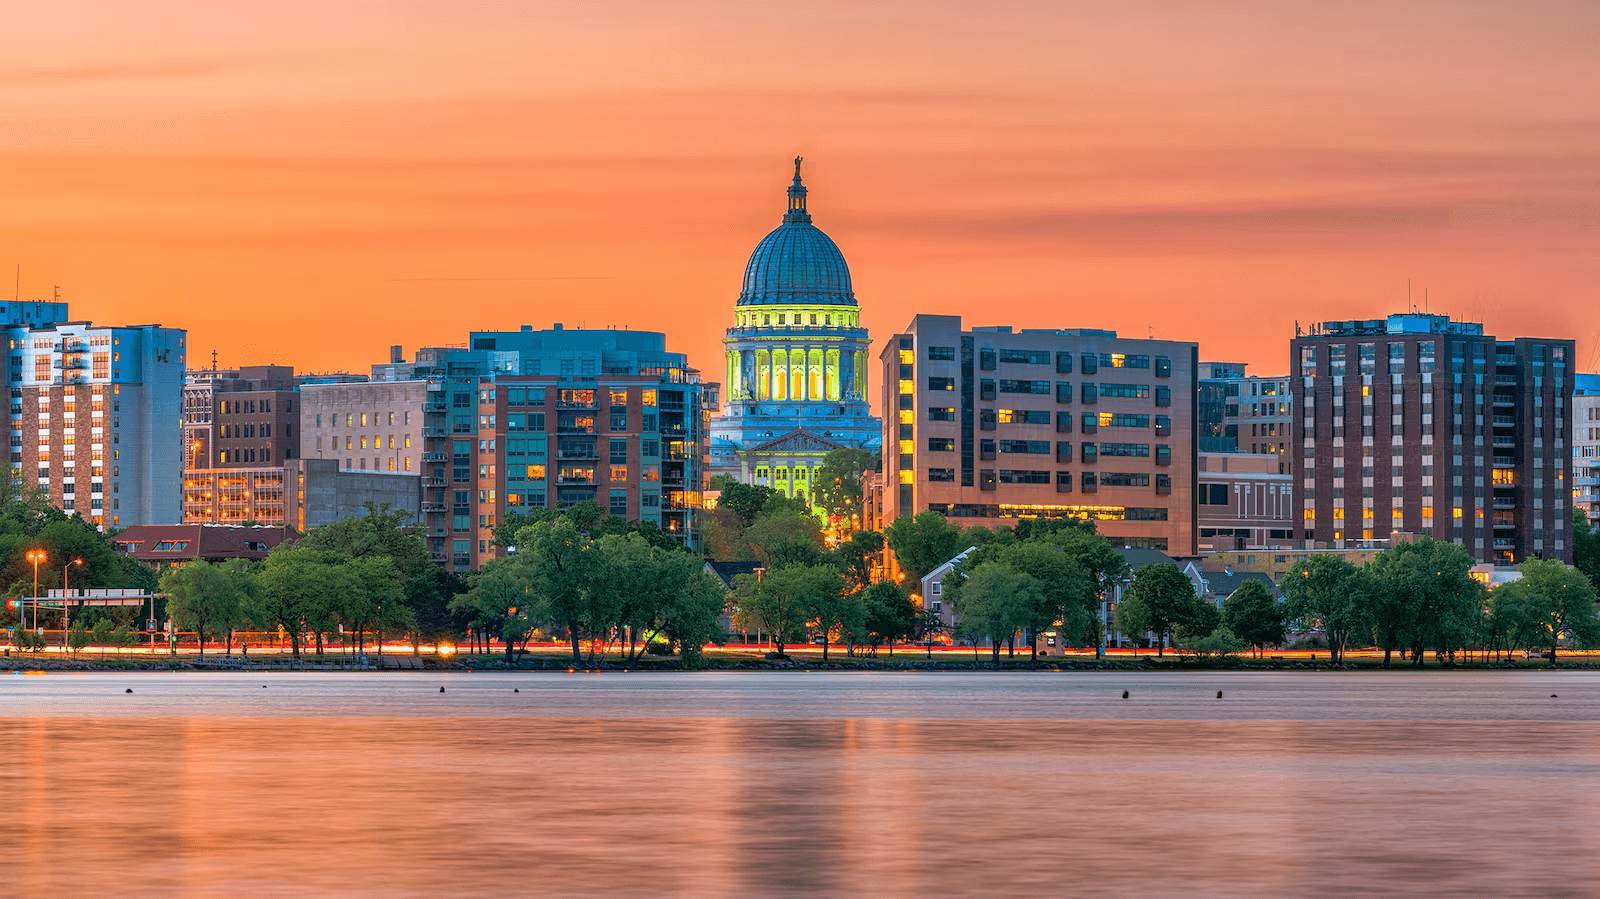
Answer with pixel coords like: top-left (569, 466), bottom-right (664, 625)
top-left (2, 0), bottom-right (1598, 392)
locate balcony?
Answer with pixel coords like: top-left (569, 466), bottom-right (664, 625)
top-left (1492, 415), bottom-right (1516, 427)
top-left (421, 502), bottom-right (447, 513)
top-left (1493, 538), bottom-right (1515, 550)
top-left (422, 452), bottom-right (447, 462)
top-left (556, 474), bottom-right (595, 485)
top-left (424, 400), bottom-right (447, 412)
top-left (421, 426), bottom-right (447, 437)
top-left (1492, 394), bottom-right (1515, 407)
top-left (556, 449), bottom-right (598, 461)
top-left (1492, 438), bottom-right (1516, 448)
top-left (424, 477), bottom-right (446, 488)
top-left (1494, 375), bottom-right (1518, 387)
top-left (53, 356), bottom-right (88, 369)
top-left (1493, 456), bottom-right (1516, 467)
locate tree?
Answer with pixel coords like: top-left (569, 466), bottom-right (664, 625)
top-left (1281, 554), bottom-right (1367, 664)
top-left (733, 564), bottom-right (838, 657)
top-left (1184, 625), bottom-right (1245, 659)
top-left (833, 530), bottom-right (885, 594)
top-left (1484, 579), bottom-right (1547, 661)
top-left (1365, 537), bottom-right (1482, 665)
top-left (1113, 592), bottom-right (1150, 651)
top-left (91, 617), bottom-right (115, 659)
top-left (1221, 581), bottom-right (1285, 657)
top-left (859, 581), bottom-right (917, 655)
top-left (454, 556), bottom-right (539, 662)
top-left (1511, 558), bottom-right (1600, 664)
top-left (250, 546), bottom-right (355, 660)
top-left (951, 540), bottom-right (1097, 660)
top-left (67, 623), bottom-right (90, 654)
top-left (510, 518), bottom-right (595, 663)
top-left (162, 561), bottom-right (245, 659)
top-left (745, 496), bottom-right (827, 568)
top-left (814, 447), bottom-right (878, 524)
top-left (883, 511), bottom-right (967, 584)
top-left (949, 565), bottom-right (1052, 665)
top-left (716, 482), bottom-right (778, 528)
top-left (1122, 563), bottom-right (1201, 657)
top-left (1574, 508), bottom-right (1600, 593)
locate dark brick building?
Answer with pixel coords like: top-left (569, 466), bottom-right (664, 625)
top-left (1290, 313), bottom-right (1574, 564)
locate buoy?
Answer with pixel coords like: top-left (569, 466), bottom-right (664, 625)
top-left (125, 688), bottom-right (132, 693)
top-left (1121, 690), bottom-right (1129, 699)
top-left (1551, 694), bottom-right (1558, 698)
top-left (513, 688), bottom-right (519, 693)
top-left (262, 685), bottom-right (267, 689)
top-left (439, 686), bottom-right (445, 693)
top-left (1217, 691), bottom-right (1224, 699)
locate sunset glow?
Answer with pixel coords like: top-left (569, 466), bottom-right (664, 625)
top-left (3, 1), bottom-right (1597, 394)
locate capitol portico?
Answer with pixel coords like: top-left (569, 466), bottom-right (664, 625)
top-left (709, 159), bottom-right (882, 508)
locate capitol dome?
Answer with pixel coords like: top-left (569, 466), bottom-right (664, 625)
top-left (737, 160), bottom-right (856, 307)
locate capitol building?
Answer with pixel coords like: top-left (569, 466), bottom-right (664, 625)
top-left (708, 160), bottom-right (882, 507)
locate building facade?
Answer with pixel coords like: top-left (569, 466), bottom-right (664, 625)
top-left (1573, 372), bottom-right (1600, 526)
top-left (1197, 451), bottom-right (1295, 552)
top-left (1291, 314), bottom-right (1575, 563)
top-left (20, 321), bottom-right (185, 528)
top-left (368, 327), bottom-right (713, 571)
top-left (1197, 362), bottom-right (1293, 461)
top-left (882, 314), bottom-right (1198, 555)
top-left (298, 379), bottom-right (431, 475)
top-left (182, 365), bottom-right (299, 470)
top-left (709, 160), bottom-right (881, 508)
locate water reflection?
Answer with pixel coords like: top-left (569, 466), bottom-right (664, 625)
top-left (3, 673), bottom-right (1599, 897)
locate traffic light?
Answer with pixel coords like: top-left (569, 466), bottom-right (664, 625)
top-left (4, 598), bottom-right (17, 611)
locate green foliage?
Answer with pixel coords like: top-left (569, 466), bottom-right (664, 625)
top-left (1121, 563), bottom-right (1207, 656)
top-left (1365, 537), bottom-right (1482, 665)
top-left (1281, 554), bottom-right (1367, 664)
top-left (883, 511), bottom-right (968, 584)
top-left (716, 483), bottom-right (778, 528)
top-left (67, 623), bottom-right (90, 654)
top-left (1221, 580), bottom-right (1285, 657)
top-left (1505, 557), bottom-right (1600, 662)
top-left (161, 560), bottom-right (249, 658)
top-left (1183, 625), bottom-right (1245, 658)
top-left (814, 447), bottom-right (877, 523)
top-left (948, 564), bottom-right (1053, 663)
top-left (833, 530), bottom-right (885, 594)
top-left (859, 581), bottom-right (917, 651)
top-left (733, 563), bottom-right (841, 656)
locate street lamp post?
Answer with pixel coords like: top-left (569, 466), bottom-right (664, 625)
top-left (62, 558), bottom-right (83, 650)
top-left (26, 550), bottom-right (46, 637)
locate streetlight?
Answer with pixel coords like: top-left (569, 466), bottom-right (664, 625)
top-left (62, 558), bottom-right (83, 650)
top-left (25, 550), bottom-right (46, 635)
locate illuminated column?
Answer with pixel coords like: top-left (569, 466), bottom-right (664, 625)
top-left (808, 347), bottom-right (823, 401)
top-left (756, 349), bottom-right (770, 401)
top-left (726, 350), bottom-right (737, 398)
top-left (825, 348), bottom-right (840, 400)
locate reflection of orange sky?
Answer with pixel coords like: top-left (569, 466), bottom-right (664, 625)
top-left (2, 1), bottom-right (1597, 397)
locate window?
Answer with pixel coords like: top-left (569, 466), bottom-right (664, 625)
top-left (998, 379), bottom-right (1050, 394)
top-left (979, 409), bottom-right (996, 431)
top-left (980, 379), bottom-right (997, 401)
top-left (1155, 386), bottom-right (1172, 407)
top-left (1101, 443), bottom-right (1151, 457)
top-left (927, 346), bottom-right (956, 361)
top-left (1056, 471), bottom-right (1073, 493)
top-left (997, 409), bottom-right (1051, 425)
top-left (998, 440), bottom-right (1050, 454)
top-left (1081, 384), bottom-right (1097, 404)
top-left (1080, 354), bottom-right (1098, 375)
top-left (1155, 356), bottom-right (1171, 378)
top-left (1056, 412), bottom-right (1073, 433)
top-left (1081, 412), bottom-right (1098, 434)
top-left (1098, 413), bottom-right (1150, 428)
top-left (997, 469), bottom-right (1050, 484)
top-left (1056, 382), bottom-right (1073, 404)
top-left (927, 407), bottom-right (955, 422)
top-left (1155, 445), bottom-right (1171, 466)
top-left (999, 349), bottom-right (1049, 365)
top-left (1056, 352), bottom-right (1073, 374)
top-left (928, 468), bottom-right (955, 482)
top-left (1055, 441), bottom-right (1072, 463)
top-left (1080, 472), bottom-right (1097, 493)
top-left (928, 377), bottom-right (955, 391)
top-left (979, 349), bottom-right (997, 371)
top-left (1081, 443), bottom-right (1097, 463)
top-left (1199, 484), bottom-right (1229, 505)
top-left (1097, 353), bottom-right (1150, 369)
top-left (1098, 383), bottom-right (1149, 399)
top-left (927, 437), bottom-right (955, 451)
top-left (1155, 415), bottom-right (1171, 437)
top-left (1099, 472), bottom-right (1150, 487)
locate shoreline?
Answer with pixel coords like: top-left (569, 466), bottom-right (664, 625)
top-left (7, 654), bottom-right (1598, 674)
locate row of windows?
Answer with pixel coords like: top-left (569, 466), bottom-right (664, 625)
top-left (316, 411), bottom-right (411, 428)
top-left (923, 345), bottom-right (1175, 376)
top-left (926, 408), bottom-right (1173, 434)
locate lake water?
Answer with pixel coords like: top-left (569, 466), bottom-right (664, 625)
top-left (4, 671), bottom-right (1599, 897)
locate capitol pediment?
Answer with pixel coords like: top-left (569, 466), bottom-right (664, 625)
top-left (745, 428), bottom-right (850, 456)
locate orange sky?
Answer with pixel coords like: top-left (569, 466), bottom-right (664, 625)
top-left (2, 1), bottom-right (1597, 394)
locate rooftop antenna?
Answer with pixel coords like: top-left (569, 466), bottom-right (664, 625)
top-left (53, 285), bottom-right (59, 302)
top-left (211, 349), bottom-right (218, 371)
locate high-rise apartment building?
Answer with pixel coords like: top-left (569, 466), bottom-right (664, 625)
top-left (368, 326), bottom-right (714, 571)
top-left (1291, 314), bottom-right (1574, 564)
top-left (1572, 372), bottom-right (1600, 526)
top-left (4, 300), bottom-right (73, 471)
top-left (299, 379), bottom-right (430, 475)
top-left (20, 320), bottom-right (186, 528)
top-left (881, 314), bottom-right (1198, 555)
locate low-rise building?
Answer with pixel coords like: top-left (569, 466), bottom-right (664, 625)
top-left (113, 524), bottom-right (293, 570)
top-left (1197, 452), bottom-right (1296, 551)
top-left (283, 458), bottom-right (420, 533)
